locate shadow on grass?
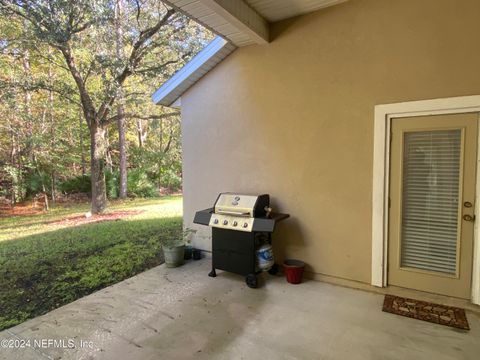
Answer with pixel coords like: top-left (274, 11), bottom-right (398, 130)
top-left (0, 216), bottom-right (182, 331)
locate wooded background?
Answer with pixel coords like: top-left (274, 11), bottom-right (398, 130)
top-left (0, 0), bottom-right (212, 212)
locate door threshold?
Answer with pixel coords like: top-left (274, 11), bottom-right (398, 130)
top-left (305, 270), bottom-right (480, 314)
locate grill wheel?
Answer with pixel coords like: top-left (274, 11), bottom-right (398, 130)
top-left (245, 274), bottom-right (257, 288)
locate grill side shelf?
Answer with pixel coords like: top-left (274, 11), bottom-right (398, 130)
top-left (252, 213), bottom-right (290, 233)
top-left (194, 209), bottom-right (289, 232)
top-left (193, 208), bottom-right (213, 226)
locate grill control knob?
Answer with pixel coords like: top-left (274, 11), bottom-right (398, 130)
top-left (223, 220), bottom-right (228, 225)
top-left (233, 221), bottom-right (238, 227)
top-left (214, 219), bottom-right (219, 224)
top-left (243, 222), bottom-right (248, 228)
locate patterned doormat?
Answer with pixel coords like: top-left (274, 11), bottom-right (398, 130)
top-left (382, 294), bottom-right (469, 330)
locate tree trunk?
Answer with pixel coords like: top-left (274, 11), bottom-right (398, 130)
top-left (79, 108), bottom-right (87, 176)
top-left (48, 47), bottom-right (56, 205)
top-left (104, 127), bottom-right (113, 172)
top-left (90, 122), bottom-right (107, 214)
top-left (9, 128), bottom-right (16, 204)
top-left (22, 46), bottom-right (34, 199)
top-left (115, 0), bottom-right (128, 199)
top-left (117, 104), bottom-right (127, 198)
top-left (9, 70), bottom-right (19, 204)
top-left (51, 172), bottom-right (56, 205)
top-left (137, 119), bottom-right (143, 148)
top-left (136, 119), bottom-right (147, 148)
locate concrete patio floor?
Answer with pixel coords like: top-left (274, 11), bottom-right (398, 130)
top-left (1, 260), bottom-right (479, 360)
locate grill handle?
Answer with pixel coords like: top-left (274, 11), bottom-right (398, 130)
top-left (216, 210), bottom-right (251, 216)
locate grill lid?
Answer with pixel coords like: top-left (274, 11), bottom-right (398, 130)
top-left (214, 193), bottom-right (259, 217)
top-left (193, 193), bottom-right (288, 233)
top-left (209, 193), bottom-right (270, 232)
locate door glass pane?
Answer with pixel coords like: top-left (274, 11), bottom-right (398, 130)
top-left (401, 129), bottom-right (461, 275)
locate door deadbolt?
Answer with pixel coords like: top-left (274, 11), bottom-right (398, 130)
top-left (463, 214), bottom-right (475, 222)
top-left (464, 201), bottom-right (473, 208)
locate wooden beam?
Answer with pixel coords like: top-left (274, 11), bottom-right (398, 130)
top-left (198, 0), bottom-right (269, 44)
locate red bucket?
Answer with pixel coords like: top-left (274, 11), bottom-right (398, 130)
top-left (283, 259), bottom-right (305, 284)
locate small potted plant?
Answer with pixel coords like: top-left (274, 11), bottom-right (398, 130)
top-left (184, 228), bottom-right (197, 260)
top-left (184, 244), bottom-right (193, 260)
top-left (162, 228), bottom-right (196, 268)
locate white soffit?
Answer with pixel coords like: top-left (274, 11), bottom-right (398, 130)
top-left (164, 0), bottom-right (347, 47)
top-left (164, 0), bottom-right (269, 46)
top-left (152, 36), bottom-right (236, 106)
top-left (245, 0), bottom-right (348, 22)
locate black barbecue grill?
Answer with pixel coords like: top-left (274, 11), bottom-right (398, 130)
top-left (194, 193), bottom-right (289, 288)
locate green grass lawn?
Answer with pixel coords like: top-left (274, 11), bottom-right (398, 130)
top-left (0, 196), bottom-right (183, 331)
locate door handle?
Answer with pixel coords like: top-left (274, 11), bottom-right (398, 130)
top-left (463, 214), bottom-right (476, 222)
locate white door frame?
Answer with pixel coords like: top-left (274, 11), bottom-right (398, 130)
top-left (371, 95), bottom-right (480, 304)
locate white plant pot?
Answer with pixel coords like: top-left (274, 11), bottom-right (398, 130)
top-left (163, 245), bottom-right (185, 268)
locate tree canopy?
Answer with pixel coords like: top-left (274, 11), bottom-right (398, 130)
top-left (0, 0), bottom-right (213, 210)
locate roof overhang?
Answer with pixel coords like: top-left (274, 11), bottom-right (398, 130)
top-left (163, 0), bottom-right (347, 47)
top-left (153, 0), bottom-right (348, 107)
top-left (152, 36), bottom-right (235, 107)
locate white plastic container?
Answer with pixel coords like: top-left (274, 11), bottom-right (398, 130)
top-left (256, 244), bottom-right (274, 271)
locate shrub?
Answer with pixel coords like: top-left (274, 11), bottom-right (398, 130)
top-left (105, 170), bottom-right (119, 199)
top-left (160, 169), bottom-right (182, 191)
top-left (1, 165), bottom-right (26, 200)
top-left (127, 169), bottom-right (157, 197)
top-left (58, 175), bottom-right (91, 195)
top-left (58, 172), bottom-right (119, 199)
top-left (25, 172), bottom-right (50, 195)
top-left (58, 169), bottom-right (168, 199)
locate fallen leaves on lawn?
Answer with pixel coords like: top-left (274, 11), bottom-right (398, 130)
top-left (46, 210), bottom-right (144, 227)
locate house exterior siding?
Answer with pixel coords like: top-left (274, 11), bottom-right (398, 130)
top-left (181, 0), bottom-right (480, 284)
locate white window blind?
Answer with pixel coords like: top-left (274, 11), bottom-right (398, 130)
top-left (401, 129), bottom-right (461, 275)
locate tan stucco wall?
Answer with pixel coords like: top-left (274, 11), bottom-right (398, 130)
top-left (181, 0), bottom-right (480, 284)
